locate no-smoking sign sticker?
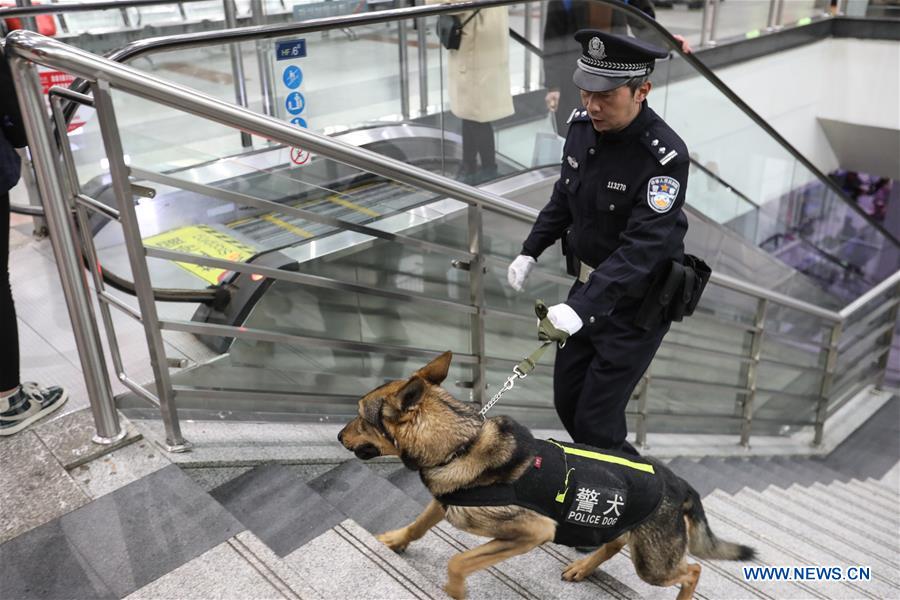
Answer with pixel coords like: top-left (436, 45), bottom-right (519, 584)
top-left (290, 147), bottom-right (310, 165)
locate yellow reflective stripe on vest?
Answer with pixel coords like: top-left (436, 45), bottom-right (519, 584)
top-left (547, 440), bottom-right (655, 474)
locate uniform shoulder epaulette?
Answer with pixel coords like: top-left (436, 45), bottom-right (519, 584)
top-left (640, 121), bottom-right (688, 167)
top-left (565, 107), bottom-right (591, 124)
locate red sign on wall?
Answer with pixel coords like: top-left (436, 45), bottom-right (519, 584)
top-left (39, 71), bottom-right (86, 132)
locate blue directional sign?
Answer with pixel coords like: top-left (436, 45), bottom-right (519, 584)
top-left (276, 39), bottom-right (307, 61)
top-left (282, 65), bottom-right (303, 90)
top-left (285, 92), bottom-right (305, 115)
top-left (290, 116), bottom-right (308, 128)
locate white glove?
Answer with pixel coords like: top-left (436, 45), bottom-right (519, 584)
top-left (547, 303), bottom-right (583, 336)
top-left (507, 255), bottom-right (536, 292)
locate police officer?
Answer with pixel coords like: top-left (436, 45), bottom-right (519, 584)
top-left (507, 30), bottom-right (689, 455)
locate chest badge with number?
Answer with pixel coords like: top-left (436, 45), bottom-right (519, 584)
top-left (606, 181), bottom-right (626, 192)
top-left (647, 176), bottom-right (680, 213)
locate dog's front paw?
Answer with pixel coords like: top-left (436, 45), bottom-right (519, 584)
top-left (561, 556), bottom-right (596, 582)
top-left (443, 581), bottom-right (466, 600)
top-left (377, 528), bottom-right (412, 552)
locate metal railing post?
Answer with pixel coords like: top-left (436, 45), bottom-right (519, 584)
top-left (709, 0), bottom-right (721, 45)
top-left (699, 0), bottom-right (711, 47)
top-left (814, 321), bottom-right (842, 446)
top-left (635, 373), bottom-right (651, 449)
top-left (14, 0), bottom-right (38, 32)
top-left (875, 285), bottom-right (900, 390)
top-left (538, 0), bottom-right (547, 87)
top-left (398, 16), bottom-right (411, 120)
top-left (774, 0), bottom-right (785, 29)
top-left (8, 56), bottom-right (124, 445)
top-left (91, 79), bottom-right (189, 452)
top-left (416, 13), bottom-right (428, 116)
top-left (766, 0), bottom-right (778, 30)
top-left (523, 2), bottom-right (532, 91)
top-left (468, 204), bottom-right (486, 405)
top-left (223, 0), bottom-right (252, 147)
top-left (250, 0), bottom-right (276, 117)
top-left (740, 298), bottom-right (767, 447)
top-left (15, 147), bottom-right (47, 237)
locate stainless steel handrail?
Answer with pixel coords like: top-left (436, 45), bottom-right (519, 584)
top-left (8, 29), bottom-right (897, 451)
top-left (6, 28), bottom-right (873, 324)
top-left (0, 0), bottom-right (212, 18)
top-left (839, 270), bottom-right (900, 319)
top-left (92, 0), bottom-right (899, 247)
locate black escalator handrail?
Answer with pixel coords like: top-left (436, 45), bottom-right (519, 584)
top-left (71, 0), bottom-right (897, 249)
top-left (508, 27), bottom-right (543, 59)
top-left (0, 0), bottom-right (212, 19)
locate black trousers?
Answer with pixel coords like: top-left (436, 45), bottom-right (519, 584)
top-left (553, 282), bottom-right (669, 456)
top-left (1, 191), bottom-right (19, 391)
top-left (460, 119), bottom-right (496, 170)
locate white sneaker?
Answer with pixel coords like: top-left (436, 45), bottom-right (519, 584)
top-left (0, 382), bottom-right (69, 436)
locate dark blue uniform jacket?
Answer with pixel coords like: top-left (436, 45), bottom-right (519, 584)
top-left (436, 439), bottom-right (663, 547)
top-left (522, 102), bottom-right (689, 323)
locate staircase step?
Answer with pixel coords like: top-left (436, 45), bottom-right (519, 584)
top-left (546, 540), bottom-right (765, 600)
top-left (801, 481), bottom-right (897, 531)
top-left (309, 461), bottom-right (536, 599)
top-left (210, 464), bottom-right (345, 557)
top-left (866, 474), bottom-right (899, 495)
top-left (698, 457), bottom-right (761, 493)
top-left (284, 519), bottom-right (446, 600)
top-left (703, 492), bottom-right (877, 599)
top-left (710, 490), bottom-right (898, 597)
top-left (818, 480), bottom-right (900, 522)
top-left (762, 457), bottom-right (823, 488)
top-left (848, 477), bottom-right (899, 503)
top-left (671, 505), bottom-right (825, 599)
top-left (732, 487), bottom-right (900, 581)
top-left (726, 458), bottom-right (789, 491)
top-left (666, 458), bottom-right (731, 497)
top-left (771, 456), bottom-right (850, 485)
top-left (387, 467), bottom-right (433, 506)
top-left (762, 484), bottom-right (896, 549)
top-left (720, 458), bottom-right (780, 492)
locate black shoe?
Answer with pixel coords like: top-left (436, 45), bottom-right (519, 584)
top-left (0, 382), bottom-right (69, 436)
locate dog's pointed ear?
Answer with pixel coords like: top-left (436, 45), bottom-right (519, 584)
top-left (397, 376), bottom-right (426, 412)
top-left (416, 351), bottom-right (452, 385)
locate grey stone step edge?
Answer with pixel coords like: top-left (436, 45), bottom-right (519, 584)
top-left (708, 490), bottom-right (897, 598)
top-left (760, 484), bottom-right (897, 551)
top-left (732, 487), bottom-right (900, 578)
top-left (705, 491), bottom-right (882, 600)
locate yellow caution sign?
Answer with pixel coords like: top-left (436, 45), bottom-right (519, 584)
top-left (144, 224), bottom-right (256, 285)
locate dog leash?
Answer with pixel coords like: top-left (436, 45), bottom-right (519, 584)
top-left (479, 301), bottom-right (567, 420)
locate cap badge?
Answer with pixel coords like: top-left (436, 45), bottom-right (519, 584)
top-left (588, 37), bottom-right (606, 61)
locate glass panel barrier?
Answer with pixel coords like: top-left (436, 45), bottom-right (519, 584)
top-left (37, 0), bottom-right (892, 438)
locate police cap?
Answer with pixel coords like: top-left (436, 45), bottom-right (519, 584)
top-left (572, 30), bottom-right (669, 93)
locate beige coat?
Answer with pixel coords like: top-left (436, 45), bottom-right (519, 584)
top-left (429, 2), bottom-right (515, 123)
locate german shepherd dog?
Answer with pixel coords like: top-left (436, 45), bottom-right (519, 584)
top-left (338, 352), bottom-right (755, 599)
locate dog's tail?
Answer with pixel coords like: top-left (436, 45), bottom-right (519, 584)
top-left (683, 484), bottom-right (756, 561)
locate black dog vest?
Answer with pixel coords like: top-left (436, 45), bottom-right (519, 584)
top-left (436, 439), bottom-right (663, 547)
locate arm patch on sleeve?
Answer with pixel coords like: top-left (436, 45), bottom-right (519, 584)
top-left (647, 176), bottom-right (680, 213)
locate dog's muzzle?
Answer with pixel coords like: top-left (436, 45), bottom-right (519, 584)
top-left (354, 443), bottom-right (381, 460)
